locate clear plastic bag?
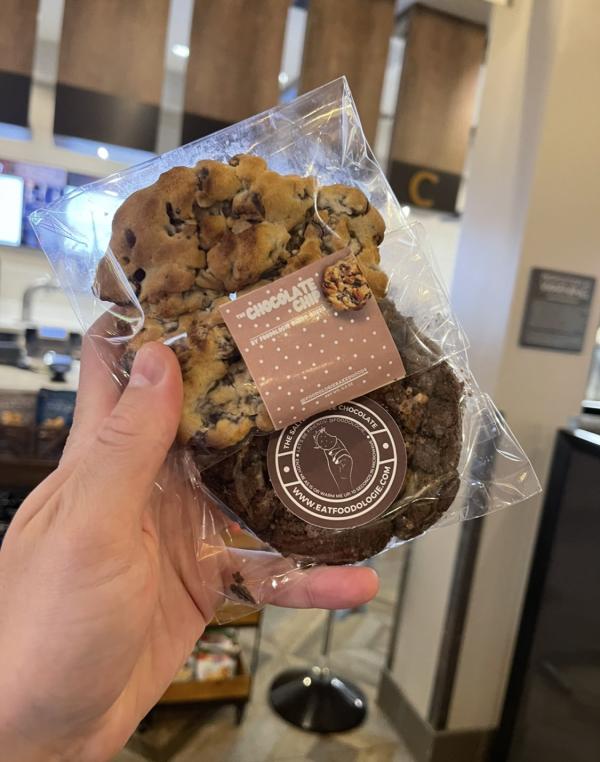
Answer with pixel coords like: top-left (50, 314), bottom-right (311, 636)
top-left (31, 78), bottom-right (540, 620)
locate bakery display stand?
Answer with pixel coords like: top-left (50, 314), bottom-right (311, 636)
top-left (269, 609), bottom-right (367, 733)
top-left (132, 606), bottom-right (263, 761)
top-left (156, 608), bottom-right (263, 725)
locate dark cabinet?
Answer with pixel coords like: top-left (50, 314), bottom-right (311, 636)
top-left (494, 430), bottom-right (600, 762)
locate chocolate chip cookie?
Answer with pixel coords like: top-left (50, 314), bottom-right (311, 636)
top-left (96, 155), bottom-right (387, 462)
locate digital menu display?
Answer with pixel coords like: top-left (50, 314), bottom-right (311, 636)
top-left (0, 174), bottom-right (24, 246)
top-left (0, 159), bottom-right (96, 248)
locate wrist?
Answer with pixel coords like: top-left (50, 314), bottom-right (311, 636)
top-left (0, 723), bottom-right (89, 762)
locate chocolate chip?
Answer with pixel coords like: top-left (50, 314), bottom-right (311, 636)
top-left (165, 202), bottom-right (185, 227)
top-left (133, 268), bottom-right (146, 282)
top-left (124, 228), bottom-right (136, 247)
top-left (232, 191), bottom-right (264, 221)
top-left (197, 167), bottom-right (210, 193)
top-left (252, 192), bottom-right (265, 217)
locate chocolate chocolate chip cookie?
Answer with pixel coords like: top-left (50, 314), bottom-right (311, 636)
top-left (203, 328), bottom-right (462, 565)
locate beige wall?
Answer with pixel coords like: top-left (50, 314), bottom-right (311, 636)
top-left (0, 246), bottom-right (78, 331)
top-left (388, 0), bottom-right (600, 733)
top-left (450, 0), bottom-right (600, 730)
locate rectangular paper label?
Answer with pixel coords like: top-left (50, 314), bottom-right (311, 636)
top-left (220, 249), bottom-right (405, 429)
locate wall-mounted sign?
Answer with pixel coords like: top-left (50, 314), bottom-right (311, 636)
top-left (388, 161), bottom-right (461, 213)
top-left (520, 268), bottom-right (596, 353)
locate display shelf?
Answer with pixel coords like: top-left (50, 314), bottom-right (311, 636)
top-left (208, 610), bottom-right (261, 628)
top-left (156, 587), bottom-right (263, 723)
top-left (159, 655), bottom-right (251, 705)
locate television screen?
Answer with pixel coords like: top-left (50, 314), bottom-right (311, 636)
top-left (0, 174), bottom-right (24, 246)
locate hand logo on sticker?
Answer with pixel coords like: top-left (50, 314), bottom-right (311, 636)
top-left (313, 427), bottom-right (354, 489)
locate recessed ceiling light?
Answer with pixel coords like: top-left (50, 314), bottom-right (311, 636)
top-left (278, 71), bottom-right (289, 86)
top-left (172, 43), bottom-right (190, 58)
top-left (97, 146), bottom-right (109, 160)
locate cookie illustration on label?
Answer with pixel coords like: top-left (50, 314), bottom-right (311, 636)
top-left (322, 254), bottom-right (372, 311)
top-left (267, 398), bottom-right (407, 529)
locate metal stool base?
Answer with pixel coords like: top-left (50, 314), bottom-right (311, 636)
top-left (269, 665), bottom-right (367, 733)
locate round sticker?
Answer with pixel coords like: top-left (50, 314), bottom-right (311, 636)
top-left (267, 398), bottom-right (407, 529)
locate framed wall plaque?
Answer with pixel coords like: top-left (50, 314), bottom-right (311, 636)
top-left (519, 268), bottom-right (596, 353)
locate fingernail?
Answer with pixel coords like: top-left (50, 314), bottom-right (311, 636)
top-left (129, 343), bottom-right (166, 387)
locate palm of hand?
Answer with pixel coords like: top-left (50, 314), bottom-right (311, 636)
top-left (0, 339), bottom-right (378, 762)
top-left (0, 461), bottom-right (213, 760)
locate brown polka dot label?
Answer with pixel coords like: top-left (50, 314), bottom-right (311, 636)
top-left (267, 398), bottom-right (407, 529)
top-left (220, 248), bottom-right (405, 429)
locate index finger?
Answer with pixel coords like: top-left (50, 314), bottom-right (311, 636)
top-left (268, 565), bottom-right (379, 609)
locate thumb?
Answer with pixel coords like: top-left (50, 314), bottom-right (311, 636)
top-left (74, 341), bottom-right (183, 521)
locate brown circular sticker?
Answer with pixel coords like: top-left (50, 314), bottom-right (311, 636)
top-left (267, 398), bottom-right (407, 529)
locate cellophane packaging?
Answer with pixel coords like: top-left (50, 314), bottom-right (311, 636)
top-left (31, 78), bottom-right (541, 622)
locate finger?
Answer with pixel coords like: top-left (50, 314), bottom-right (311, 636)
top-left (73, 341), bottom-right (183, 522)
top-left (269, 566), bottom-right (379, 610)
top-left (62, 312), bottom-right (126, 463)
top-left (192, 540), bottom-right (379, 616)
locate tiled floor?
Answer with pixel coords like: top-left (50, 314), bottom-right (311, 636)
top-left (115, 549), bottom-right (414, 762)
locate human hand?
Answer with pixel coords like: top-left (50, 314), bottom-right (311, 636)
top-left (0, 336), bottom-right (378, 762)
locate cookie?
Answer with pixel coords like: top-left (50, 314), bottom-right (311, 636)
top-left (96, 155), bottom-right (387, 460)
top-left (322, 254), bottom-right (372, 311)
top-left (95, 155), bottom-right (463, 562)
top-left (203, 319), bottom-right (462, 565)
